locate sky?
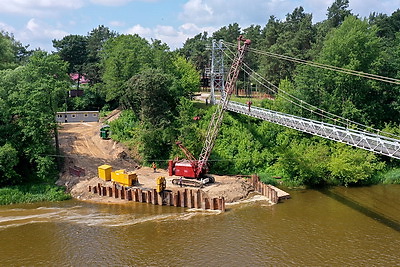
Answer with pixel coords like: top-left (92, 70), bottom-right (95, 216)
top-left (0, 0), bottom-right (399, 51)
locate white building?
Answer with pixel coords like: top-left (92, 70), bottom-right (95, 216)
top-left (56, 111), bottom-right (99, 123)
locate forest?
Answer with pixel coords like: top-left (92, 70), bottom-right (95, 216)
top-left (0, 0), bottom-right (400, 197)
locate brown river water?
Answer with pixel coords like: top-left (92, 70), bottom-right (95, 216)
top-left (1, 184), bottom-right (399, 266)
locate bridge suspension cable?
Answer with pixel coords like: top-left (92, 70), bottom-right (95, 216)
top-left (221, 41), bottom-right (400, 140)
top-left (224, 42), bottom-right (400, 85)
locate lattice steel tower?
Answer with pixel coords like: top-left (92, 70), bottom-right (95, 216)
top-left (210, 39), bottom-right (224, 104)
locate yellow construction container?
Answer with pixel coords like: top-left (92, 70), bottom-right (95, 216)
top-left (111, 169), bottom-right (137, 186)
top-left (156, 176), bottom-right (166, 193)
top-left (127, 172), bottom-right (138, 185)
top-left (98, 164), bottom-right (112, 181)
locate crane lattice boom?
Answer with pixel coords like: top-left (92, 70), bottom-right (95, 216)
top-left (196, 36), bottom-right (251, 177)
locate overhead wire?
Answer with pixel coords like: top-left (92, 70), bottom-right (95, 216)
top-left (221, 41), bottom-right (400, 140)
top-left (224, 41), bottom-right (400, 85)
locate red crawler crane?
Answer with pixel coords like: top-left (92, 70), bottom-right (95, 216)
top-left (169, 35), bottom-right (251, 187)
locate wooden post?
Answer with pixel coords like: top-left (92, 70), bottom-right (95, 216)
top-left (204, 197), bottom-right (210, 210)
top-left (120, 188), bottom-right (125, 200)
top-left (132, 188), bottom-right (137, 202)
top-left (137, 188), bottom-right (142, 202)
top-left (97, 183), bottom-right (102, 195)
top-left (152, 189), bottom-right (158, 205)
top-left (113, 184), bottom-right (118, 198)
top-left (88, 186), bottom-right (91, 192)
top-left (219, 197), bottom-right (225, 212)
top-left (210, 198), bottom-right (216, 210)
top-left (187, 190), bottom-right (193, 208)
top-left (200, 192), bottom-right (206, 209)
top-left (158, 191), bottom-right (163, 205)
top-left (126, 189), bottom-right (132, 201)
top-left (169, 192), bottom-right (174, 206)
top-left (182, 189), bottom-right (187, 207)
top-left (173, 192), bottom-right (179, 207)
top-left (108, 187), bottom-right (113, 197)
top-left (194, 190), bottom-right (199, 209)
top-left (147, 191), bottom-right (152, 203)
top-left (93, 186), bottom-right (97, 194)
top-left (163, 192), bottom-right (168, 206)
top-left (102, 186), bottom-right (107, 196)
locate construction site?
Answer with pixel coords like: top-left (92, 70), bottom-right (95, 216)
top-left (56, 36), bottom-right (290, 209)
top-left (56, 120), bottom-right (290, 208)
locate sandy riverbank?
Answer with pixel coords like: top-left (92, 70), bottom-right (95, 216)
top-left (56, 122), bottom-right (254, 204)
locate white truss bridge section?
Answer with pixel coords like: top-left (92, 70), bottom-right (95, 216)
top-left (223, 101), bottom-right (400, 159)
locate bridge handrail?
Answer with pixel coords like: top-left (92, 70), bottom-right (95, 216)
top-left (218, 100), bottom-right (400, 159)
top-left (245, 102), bottom-right (400, 143)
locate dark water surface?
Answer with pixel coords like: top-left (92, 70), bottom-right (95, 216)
top-left (1, 184), bottom-right (399, 266)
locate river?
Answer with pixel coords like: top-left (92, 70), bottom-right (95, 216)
top-left (1, 184), bottom-right (399, 266)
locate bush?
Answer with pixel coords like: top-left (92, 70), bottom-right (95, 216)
top-left (0, 184), bottom-right (71, 205)
top-left (380, 168), bottom-right (400, 184)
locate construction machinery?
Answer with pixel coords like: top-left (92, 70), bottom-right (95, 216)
top-left (169, 35), bottom-right (251, 187)
top-left (156, 176), bottom-right (166, 193)
top-left (100, 125), bottom-right (111, 139)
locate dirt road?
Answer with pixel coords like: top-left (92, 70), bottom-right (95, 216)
top-left (56, 122), bottom-right (253, 203)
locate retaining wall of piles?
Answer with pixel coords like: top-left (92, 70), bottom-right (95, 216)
top-left (89, 183), bottom-right (225, 211)
top-left (247, 175), bottom-right (280, 204)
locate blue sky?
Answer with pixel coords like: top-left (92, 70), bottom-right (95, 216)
top-left (0, 0), bottom-right (399, 51)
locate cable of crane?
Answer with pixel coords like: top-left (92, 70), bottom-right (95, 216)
top-left (223, 41), bottom-right (400, 85)
top-left (222, 44), bottom-right (400, 140)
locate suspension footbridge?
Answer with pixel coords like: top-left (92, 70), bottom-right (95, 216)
top-left (223, 100), bottom-right (400, 159)
top-left (210, 39), bottom-right (400, 160)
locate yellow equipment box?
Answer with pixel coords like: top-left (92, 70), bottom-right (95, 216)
top-left (98, 164), bottom-right (112, 181)
top-left (156, 176), bottom-right (166, 193)
top-left (111, 170), bottom-right (138, 186)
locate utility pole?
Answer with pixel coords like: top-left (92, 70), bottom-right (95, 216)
top-left (210, 39), bottom-right (224, 105)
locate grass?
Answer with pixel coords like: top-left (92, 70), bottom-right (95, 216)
top-left (0, 184), bottom-right (71, 205)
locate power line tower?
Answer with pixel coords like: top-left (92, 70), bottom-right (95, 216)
top-left (210, 39), bottom-right (224, 105)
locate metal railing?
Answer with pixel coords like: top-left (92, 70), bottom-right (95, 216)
top-left (224, 101), bottom-right (400, 159)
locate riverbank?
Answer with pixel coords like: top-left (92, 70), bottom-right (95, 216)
top-left (0, 184), bottom-right (71, 205)
top-left (56, 122), bottom-right (255, 205)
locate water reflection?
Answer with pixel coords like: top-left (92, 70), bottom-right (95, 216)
top-left (320, 187), bottom-right (400, 232)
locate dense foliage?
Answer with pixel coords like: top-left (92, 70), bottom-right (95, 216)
top-left (0, 50), bottom-right (69, 187)
top-left (0, 184), bottom-right (71, 205)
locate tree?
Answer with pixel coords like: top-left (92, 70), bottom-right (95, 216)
top-left (0, 51), bottom-right (69, 185)
top-left (328, 144), bottom-right (385, 186)
top-left (327, 0), bottom-right (352, 28)
top-left (84, 25), bottom-right (117, 85)
top-left (170, 56), bottom-right (200, 99)
top-left (53, 35), bottom-right (88, 89)
top-left (294, 16), bottom-right (397, 126)
top-left (258, 7), bottom-right (315, 86)
top-left (101, 34), bottom-right (153, 104)
top-left (0, 32), bottom-right (16, 70)
top-left (212, 23), bottom-right (241, 44)
top-left (124, 68), bottom-right (173, 125)
top-left (179, 32), bottom-right (209, 74)
top-left (124, 69), bottom-right (175, 163)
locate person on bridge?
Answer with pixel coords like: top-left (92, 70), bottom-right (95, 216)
top-left (247, 101), bottom-right (252, 112)
top-left (152, 162), bottom-right (157, 173)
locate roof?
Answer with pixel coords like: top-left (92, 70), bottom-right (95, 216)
top-left (56, 111), bottom-right (99, 114)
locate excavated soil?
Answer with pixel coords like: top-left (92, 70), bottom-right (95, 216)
top-left (56, 122), bottom-right (254, 204)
